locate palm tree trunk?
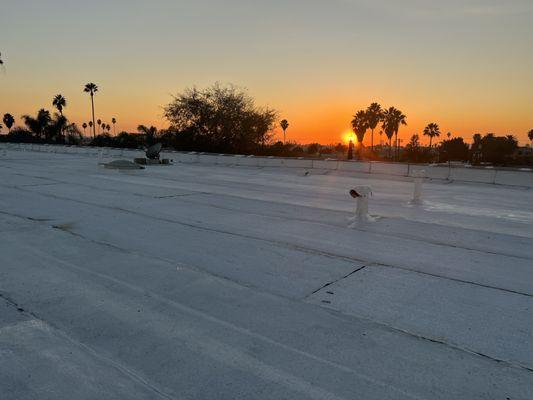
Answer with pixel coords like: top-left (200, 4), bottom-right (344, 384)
top-left (395, 132), bottom-right (398, 160)
top-left (90, 94), bottom-right (96, 139)
top-left (371, 128), bottom-right (374, 152)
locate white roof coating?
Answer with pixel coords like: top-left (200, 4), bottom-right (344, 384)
top-left (1, 148), bottom-right (532, 399)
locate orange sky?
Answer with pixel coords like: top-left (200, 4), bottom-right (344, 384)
top-left (1, 0), bottom-right (532, 145)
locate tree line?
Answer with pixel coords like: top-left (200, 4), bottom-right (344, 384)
top-left (1, 82), bottom-right (532, 166)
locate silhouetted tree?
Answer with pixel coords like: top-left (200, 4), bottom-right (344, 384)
top-left (3, 113), bottom-right (15, 132)
top-left (351, 110), bottom-right (369, 148)
top-left (163, 83), bottom-right (277, 154)
top-left (52, 94), bottom-right (67, 116)
top-left (423, 123), bottom-right (441, 148)
top-left (382, 107), bottom-right (407, 159)
top-left (472, 134), bottom-right (518, 165)
top-left (22, 109), bottom-right (52, 139)
top-left (280, 119), bottom-right (289, 143)
top-left (365, 103), bottom-right (383, 152)
top-left (137, 124), bottom-right (158, 146)
top-left (112, 117), bottom-right (117, 135)
top-left (52, 95), bottom-right (67, 140)
top-left (528, 129), bottom-right (533, 145)
top-left (334, 142), bottom-right (347, 154)
top-left (439, 137), bottom-right (469, 162)
top-left (306, 143), bottom-right (321, 156)
top-left (97, 119), bottom-right (102, 134)
top-left (61, 121), bottom-right (82, 144)
top-left (82, 122), bottom-right (87, 136)
top-left (84, 83), bottom-right (98, 138)
top-left (49, 113), bottom-right (68, 142)
top-left (405, 134), bottom-right (421, 161)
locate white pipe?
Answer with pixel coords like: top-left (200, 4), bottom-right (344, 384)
top-left (411, 170), bottom-right (426, 204)
top-left (349, 185), bottom-right (372, 223)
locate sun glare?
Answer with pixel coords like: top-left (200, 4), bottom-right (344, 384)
top-left (342, 130), bottom-right (356, 144)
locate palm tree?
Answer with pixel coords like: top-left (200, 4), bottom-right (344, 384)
top-left (528, 129), bottom-right (533, 145)
top-left (97, 118), bottom-right (102, 134)
top-left (351, 110), bottom-right (369, 149)
top-left (83, 83), bottom-right (98, 138)
top-left (0, 123), bottom-right (2, 133)
top-left (137, 125), bottom-right (158, 146)
top-left (280, 119), bottom-right (289, 143)
top-left (88, 121), bottom-right (93, 134)
top-left (52, 95), bottom-right (67, 140)
top-left (22, 109), bottom-right (52, 139)
top-left (365, 103), bottom-right (383, 152)
top-left (423, 123), bottom-right (441, 148)
top-left (3, 113), bottom-right (15, 132)
top-left (106, 124), bottom-right (111, 133)
top-left (111, 117), bottom-right (117, 135)
top-left (52, 94), bottom-right (67, 116)
top-left (381, 107), bottom-right (407, 159)
top-left (82, 122), bottom-right (88, 136)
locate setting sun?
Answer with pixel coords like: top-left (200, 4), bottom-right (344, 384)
top-left (342, 130), bottom-right (356, 144)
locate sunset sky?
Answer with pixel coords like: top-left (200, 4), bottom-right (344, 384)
top-left (1, 0), bottom-right (532, 145)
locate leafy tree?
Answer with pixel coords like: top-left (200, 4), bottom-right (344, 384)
top-left (114, 131), bottom-right (144, 148)
top-left (439, 137), bottom-right (469, 162)
top-left (83, 83), bottom-right (98, 138)
top-left (423, 123), bottom-right (441, 147)
top-left (280, 119), bottom-right (289, 143)
top-left (63, 122), bottom-right (82, 144)
top-left (3, 127), bottom-right (34, 142)
top-left (3, 113), bottom-right (15, 132)
top-left (365, 103), bottom-right (383, 151)
top-left (334, 142), bottom-right (347, 154)
top-left (472, 134), bottom-right (518, 165)
top-left (306, 143), bottom-right (321, 155)
top-left (163, 83), bottom-right (277, 154)
top-left (405, 134), bottom-right (421, 161)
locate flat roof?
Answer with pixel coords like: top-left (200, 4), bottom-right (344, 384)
top-left (1, 149), bottom-right (532, 399)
